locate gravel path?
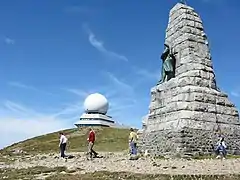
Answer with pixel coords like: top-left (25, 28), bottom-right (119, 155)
top-left (1, 152), bottom-right (240, 175)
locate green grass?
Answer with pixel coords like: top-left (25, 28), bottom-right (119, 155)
top-left (47, 172), bottom-right (240, 180)
top-left (0, 127), bottom-right (130, 155)
top-left (0, 166), bottom-right (69, 180)
top-left (192, 154), bottom-right (240, 160)
top-left (1, 163), bottom-right (239, 180)
top-left (1, 166), bottom-right (240, 180)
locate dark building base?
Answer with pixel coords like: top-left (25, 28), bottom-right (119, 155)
top-left (139, 127), bottom-right (240, 158)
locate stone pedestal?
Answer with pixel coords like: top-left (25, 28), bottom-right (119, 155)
top-left (140, 3), bottom-right (240, 157)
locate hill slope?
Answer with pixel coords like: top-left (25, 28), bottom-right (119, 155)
top-left (0, 127), bottom-right (130, 155)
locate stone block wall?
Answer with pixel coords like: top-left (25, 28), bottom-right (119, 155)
top-left (139, 3), bottom-right (240, 157)
top-left (140, 127), bottom-right (240, 157)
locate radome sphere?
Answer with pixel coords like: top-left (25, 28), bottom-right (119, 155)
top-left (84, 93), bottom-right (109, 114)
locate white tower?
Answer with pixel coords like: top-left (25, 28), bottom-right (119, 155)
top-left (74, 93), bottom-right (115, 127)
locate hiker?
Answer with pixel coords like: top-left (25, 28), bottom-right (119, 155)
top-left (215, 137), bottom-right (227, 159)
top-left (59, 132), bottom-right (68, 158)
top-left (129, 128), bottom-right (138, 156)
top-left (87, 128), bottom-right (98, 160)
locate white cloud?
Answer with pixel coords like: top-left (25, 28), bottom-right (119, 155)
top-left (64, 73), bottom-right (137, 119)
top-left (52, 102), bottom-right (83, 118)
top-left (8, 82), bottom-right (34, 89)
top-left (64, 88), bottom-right (89, 98)
top-left (0, 101), bottom-right (73, 149)
top-left (65, 72), bottom-right (135, 99)
top-left (0, 117), bottom-right (71, 149)
top-left (200, 0), bottom-right (225, 3)
top-left (105, 72), bottom-right (134, 95)
top-left (4, 37), bottom-right (15, 45)
top-left (4, 100), bottom-right (39, 117)
top-left (65, 84), bottom-right (135, 113)
top-left (201, 0), bottom-right (211, 2)
top-left (101, 72), bottom-right (139, 116)
top-left (64, 6), bottom-right (93, 14)
top-left (108, 97), bottom-right (136, 113)
top-left (64, 87), bottom-right (113, 100)
top-left (8, 81), bottom-right (54, 96)
top-left (133, 67), bottom-right (159, 80)
top-left (2, 100), bottom-right (79, 121)
top-left (84, 25), bottom-right (128, 62)
top-left (230, 87), bottom-right (240, 98)
top-left (231, 91), bottom-right (240, 97)
top-left (1, 73), bottom-right (141, 148)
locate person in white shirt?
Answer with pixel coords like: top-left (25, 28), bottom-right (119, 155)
top-left (59, 132), bottom-right (68, 158)
top-left (216, 137), bottom-right (227, 159)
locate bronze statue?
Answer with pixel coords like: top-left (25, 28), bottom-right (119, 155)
top-left (157, 43), bottom-right (176, 85)
top-left (180, 0), bottom-right (187, 5)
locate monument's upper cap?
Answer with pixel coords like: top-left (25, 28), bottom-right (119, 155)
top-left (170, 2), bottom-right (194, 16)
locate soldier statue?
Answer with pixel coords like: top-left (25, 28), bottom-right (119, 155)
top-left (180, 0), bottom-right (187, 5)
top-left (157, 43), bottom-right (176, 85)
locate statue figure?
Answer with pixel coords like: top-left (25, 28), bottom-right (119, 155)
top-left (180, 0), bottom-right (187, 5)
top-left (157, 43), bottom-right (176, 85)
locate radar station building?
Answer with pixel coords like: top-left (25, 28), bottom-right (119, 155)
top-left (74, 93), bottom-right (115, 127)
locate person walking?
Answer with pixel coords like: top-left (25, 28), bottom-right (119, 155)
top-left (215, 137), bottom-right (227, 159)
top-left (129, 128), bottom-right (138, 156)
top-left (59, 132), bottom-right (68, 158)
top-left (87, 128), bottom-right (98, 160)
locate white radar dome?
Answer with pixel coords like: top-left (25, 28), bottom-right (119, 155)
top-left (84, 93), bottom-right (109, 114)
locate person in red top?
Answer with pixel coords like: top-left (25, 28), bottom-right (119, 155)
top-left (87, 128), bottom-right (98, 159)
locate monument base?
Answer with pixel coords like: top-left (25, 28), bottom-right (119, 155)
top-left (140, 127), bottom-right (240, 157)
top-left (139, 77), bottom-right (240, 157)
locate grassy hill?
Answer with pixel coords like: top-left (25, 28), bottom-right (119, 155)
top-left (0, 127), bottom-right (130, 155)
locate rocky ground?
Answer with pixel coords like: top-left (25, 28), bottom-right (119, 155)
top-left (1, 152), bottom-right (240, 176)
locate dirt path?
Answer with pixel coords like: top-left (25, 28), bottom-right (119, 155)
top-left (1, 152), bottom-right (240, 175)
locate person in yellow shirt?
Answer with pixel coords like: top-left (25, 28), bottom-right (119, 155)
top-left (129, 128), bottom-right (138, 155)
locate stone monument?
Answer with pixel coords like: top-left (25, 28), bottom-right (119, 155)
top-left (140, 2), bottom-right (240, 157)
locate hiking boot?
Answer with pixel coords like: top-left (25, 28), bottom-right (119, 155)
top-left (87, 157), bottom-right (93, 161)
top-left (93, 153), bottom-right (98, 158)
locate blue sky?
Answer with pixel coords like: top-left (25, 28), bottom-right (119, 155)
top-left (0, 0), bottom-right (240, 148)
